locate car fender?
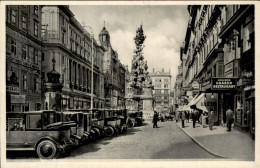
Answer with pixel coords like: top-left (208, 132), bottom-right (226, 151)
top-left (104, 125), bottom-right (116, 131)
top-left (91, 125), bottom-right (103, 131)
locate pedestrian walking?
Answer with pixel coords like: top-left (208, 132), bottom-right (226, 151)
top-left (181, 111), bottom-right (186, 128)
top-left (226, 108), bottom-right (234, 131)
top-left (176, 111), bottom-right (179, 123)
top-left (202, 112), bottom-right (208, 128)
top-left (191, 110), bottom-right (197, 128)
top-left (153, 111), bottom-right (159, 128)
top-left (208, 109), bottom-right (215, 130)
top-left (185, 111), bottom-right (190, 123)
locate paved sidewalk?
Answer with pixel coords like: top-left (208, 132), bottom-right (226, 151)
top-left (175, 120), bottom-right (255, 160)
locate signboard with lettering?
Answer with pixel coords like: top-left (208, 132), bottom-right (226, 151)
top-left (211, 78), bottom-right (237, 90)
top-left (191, 81), bottom-right (200, 89)
top-left (11, 95), bottom-right (26, 104)
top-left (7, 86), bottom-right (19, 93)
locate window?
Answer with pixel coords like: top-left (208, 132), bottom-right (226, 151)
top-left (22, 44), bottom-right (27, 59)
top-left (22, 74), bottom-right (27, 91)
top-left (22, 15), bottom-right (27, 29)
top-left (62, 32), bottom-right (65, 44)
top-left (34, 21), bottom-right (38, 37)
top-left (34, 6), bottom-right (39, 16)
top-left (10, 38), bottom-right (16, 55)
top-left (164, 84), bottom-right (168, 88)
top-left (34, 77), bottom-right (38, 92)
top-left (11, 10), bottom-right (16, 24)
top-left (27, 115), bottom-right (42, 129)
top-left (42, 53), bottom-right (44, 61)
top-left (70, 39), bottom-right (73, 50)
top-left (34, 49), bottom-right (38, 64)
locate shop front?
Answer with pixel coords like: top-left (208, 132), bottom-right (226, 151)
top-left (211, 77), bottom-right (237, 126)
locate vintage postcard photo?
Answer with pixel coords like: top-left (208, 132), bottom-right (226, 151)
top-left (0, 1), bottom-right (258, 168)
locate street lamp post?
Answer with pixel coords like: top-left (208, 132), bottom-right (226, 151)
top-left (83, 25), bottom-right (94, 110)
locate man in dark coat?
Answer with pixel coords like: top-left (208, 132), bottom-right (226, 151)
top-left (153, 111), bottom-right (159, 128)
top-left (191, 109), bottom-right (199, 128)
top-left (226, 108), bottom-right (234, 131)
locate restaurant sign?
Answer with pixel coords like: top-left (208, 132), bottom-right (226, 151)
top-left (211, 78), bottom-right (237, 90)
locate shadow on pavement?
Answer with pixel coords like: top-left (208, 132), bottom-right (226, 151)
top-left (68, 127), bottom-right (142, 157)
top-left (7, 151), bottom-right (38, 159)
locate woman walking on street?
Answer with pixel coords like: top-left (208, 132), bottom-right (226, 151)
top-left (153, 111), bottom-right (159, 128)
top-left (181, 111), bottom-right (186, 128)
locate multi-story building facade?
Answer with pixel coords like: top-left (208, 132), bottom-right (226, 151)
top-left (99, 26), bottom-right (126, 109)
top-left (176, 5), bottom-right (254, 137)
top-left (6, 5), bottom-right (43, 112)
top-left (219, 5), bottom-right (255, 136)
top-left (174, 65), bottom-right (183, 106)
top-left (150, 68), bottom-right (171, 113)
top-left (41, 6), bottom-right (106, 110)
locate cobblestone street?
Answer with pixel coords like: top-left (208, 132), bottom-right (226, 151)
top-left (7, 121), bottom-right (221, 160)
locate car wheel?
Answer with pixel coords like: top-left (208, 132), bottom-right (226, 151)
top-left (105, 126), bottom-right (114, 137)
top-left (92, 128), bottom-right (101, 139)
top-left (36, 140), bottom-right (57, 159)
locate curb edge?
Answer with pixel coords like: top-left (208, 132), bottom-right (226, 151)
top-left (176, 123), bottom-right (227, 159)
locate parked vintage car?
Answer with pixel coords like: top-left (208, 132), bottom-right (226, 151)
top-left (58, 111), bottom-right (87, 145)
top-left (6, 110), bottom-right (75, 159)
top-left (135, 111), bottom-right (144, 126)
top-left (113, 109), bottom-right (128, 133)
top-left (103, 109), bottom-right (120, 136)
top-left (127, 111), bottom-right (144, 127)
top-left (63, 109), bottom-right (104, 140)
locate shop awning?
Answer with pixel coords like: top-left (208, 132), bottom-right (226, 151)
top-left (187, 94), bottom-right (199, 107)
top-left (183, 105), bottom-right (192, 111)
top-left (190, 93), bottom-right (208, 112)
top-left (176, 106), bottom-right (183, 112)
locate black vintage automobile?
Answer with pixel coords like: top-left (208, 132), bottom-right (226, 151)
top-left (113, 109), bottom-right (128, 133)
top-left (58, 111), bottom-right (88, 145)
top-left (127, 111), bottom-right (144, 127)
top-left (103, 109), bottom-right (119, 136)
top-left (64, 109), bottom-right (102, 141)
top-left (6, 110), bottom-right (75, 159)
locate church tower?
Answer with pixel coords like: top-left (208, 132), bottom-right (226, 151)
top-left (99, 24), bottom-right (110, 47)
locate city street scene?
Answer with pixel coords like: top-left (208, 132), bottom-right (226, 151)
top-left (5, 4), bottom-right (255, 161)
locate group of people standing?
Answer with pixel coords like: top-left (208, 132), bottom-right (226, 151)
top-left (152, 108), bottom-right (234, 132)
top-left (175, 108), bottom-right (234, 131)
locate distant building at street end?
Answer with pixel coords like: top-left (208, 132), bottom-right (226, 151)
top-left (150, 68), bottom-right (171, 116)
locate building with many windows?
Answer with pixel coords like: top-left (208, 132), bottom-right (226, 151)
top-left (41, 5), bottom-right (106, 110)
top-left (175, 5), bottom-right (254, 138)
top-left (150, 68), bottom-right (171, 114)
top-left (99, 26), bottom-right (126, 109)
top-left (6, 5), bottom-right (43, 112)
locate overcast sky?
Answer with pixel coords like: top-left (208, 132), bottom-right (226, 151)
top-left (70, 5), bottom-right (189, 89)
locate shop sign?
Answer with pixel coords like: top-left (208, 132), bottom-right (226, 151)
top-left (182, 86), bottom-right (191, 91)
top-left (211, 78), bottom-right (237, 90)
top-left (7, 86), bottom-right (19, 93)
top-left (11, 95), bottom-right (26, 104)
top-left (191, 81), bottom-right (200, 89)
